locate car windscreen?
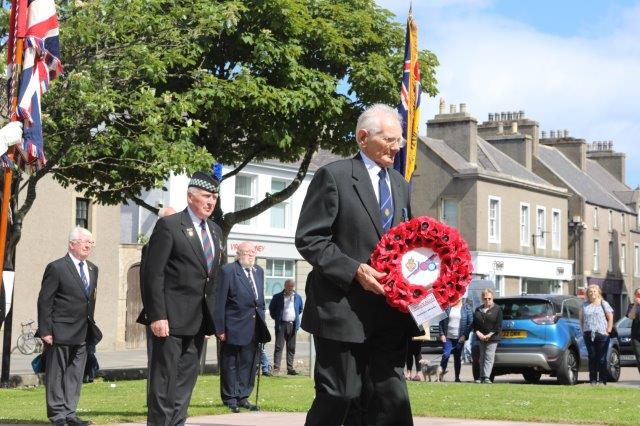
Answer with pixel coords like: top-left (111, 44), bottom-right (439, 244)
top-left (495, 299), bottom-right (555, 320)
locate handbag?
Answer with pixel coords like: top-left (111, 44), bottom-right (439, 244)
top-left (601, 303), bottom-right (617, 338)
top-left (255, 315), bottom-right (271, 344)
top-left (31, 353), bottom-right (45, 374)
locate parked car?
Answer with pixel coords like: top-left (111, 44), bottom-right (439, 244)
top-left (615, 317), bottom-right (637, 367)
top-left (471, 294), bottom-right (621, 385)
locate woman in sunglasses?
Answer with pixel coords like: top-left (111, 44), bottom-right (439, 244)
top-left (473, 288), bottom-right (503, 384)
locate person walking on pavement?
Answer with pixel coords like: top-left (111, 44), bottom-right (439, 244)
top-left (626, 288), bottom-right (640, 375)
top-left (269, 279), bottom-right (304, 375)
top-left (37, 227), bottom-right (102, 426)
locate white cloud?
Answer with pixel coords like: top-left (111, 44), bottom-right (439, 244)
top-left (381, 1), bottom-right (640, 186)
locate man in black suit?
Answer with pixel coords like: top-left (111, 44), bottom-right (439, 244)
top-left (214, 241), bottom-right (267, 413)
top-left (143, 172), bottom-right (223, 425)
top-left (37, 227), bottom-right (101, 426)
top-left (295, 104), bottom-right (415, 425)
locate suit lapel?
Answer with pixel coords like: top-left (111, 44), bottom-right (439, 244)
top-left (235, 262), bottom-right (256, 298)
top-left (64, 255), bottom-right (89, 299)
top-left (181, 210), bottom-right (207, 272)
top-left (351, 154), bottom-right (383, 237)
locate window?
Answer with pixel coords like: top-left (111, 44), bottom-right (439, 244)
top-left (440, 199), bottom-right (458, 228)
top-left (75, 198), bottom-right (90, 229)
top-left (621, 214), bottom-right (626, 234)
top-left (608, 241), bottom-right (614, 272)
top-left (593, 240), bottom-right (599, 272)
top-left (269, 179), bottom-right (290, 229)
top-left (552, 209), bottom-right (561, 251)
top-left (234, 175), bottom-right (255, 225)
top-left (635, 245), bottom-right (640, 277)
top-left (593, 207), bottom-right (598, 229)
top-left (608, 210), bottom-right (613, 232)
top-left (264, 259), bottom-right (295, 300)
top-left (621, 244), bottom-right (626, 274)
top-left (520, 203), bottom-right (530, 247)
top-left (488, 197), bottom-right (501, 243)
top-left (536, 207), bottom-right (546, 249)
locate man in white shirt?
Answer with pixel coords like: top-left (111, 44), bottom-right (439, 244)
top-left (269, 279), bottom-right (304, 375)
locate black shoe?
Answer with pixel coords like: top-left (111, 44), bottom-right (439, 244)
top-left (455, 378), bottom-right (461, 383)
top-left (52, 421), bottom-right (67, 426)
top-left (287, 370), bottom-right (298, 376)
top-left (239, 400), bottom-right (259, 411)
top-left (66, 417), bottom-right (91, 426)
top-left (262, 371), bottom-right (272, 376)
top-left (227, 405), bottom-right (240, 413)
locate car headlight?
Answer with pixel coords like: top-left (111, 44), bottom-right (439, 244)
top-left (621, 337), bottom-right (631, 343)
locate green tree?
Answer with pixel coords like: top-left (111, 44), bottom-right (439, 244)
top-left (1, 0), bottom-right (438, 254)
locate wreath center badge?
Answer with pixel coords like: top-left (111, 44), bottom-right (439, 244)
top-left (370, 216), bottom-right (473, 314)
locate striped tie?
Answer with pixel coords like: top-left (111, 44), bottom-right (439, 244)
top-left (200, 220), bottom-right (214, 273)
top-left (79, 261), bottom-right (90, 297)
top-left (378, 168), bottom-right (394, 231)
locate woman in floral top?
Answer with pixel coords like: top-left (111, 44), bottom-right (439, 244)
top-left (579, 284), bottom-right (614, 385)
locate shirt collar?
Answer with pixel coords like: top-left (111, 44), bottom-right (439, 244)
top-left (68, 252), bottom-right (84, 266)
top-left (360, 150), bottom-right (383, 175)
top-left (187, 206), bottom-right (204, 226)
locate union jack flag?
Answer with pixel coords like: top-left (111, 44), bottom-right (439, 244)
top-left (394, 8), bottom-right (421, 182)
top-left (6, 0), bottom-right (63, 171)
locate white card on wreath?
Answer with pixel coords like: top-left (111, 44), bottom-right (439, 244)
top-left (408, 292), bottom-right (446, 327)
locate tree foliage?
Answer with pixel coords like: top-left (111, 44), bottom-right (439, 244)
top-left (1, 0), bottom-right (438, 243)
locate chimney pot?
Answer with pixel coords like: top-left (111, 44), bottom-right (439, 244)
top-left (608, 141), bottom-right (613, 150)
top-left (597, 141), bottom-right (603, 150)
top-left (500, 112), bottom-right (506, 121)
top-left (497, 122), bottom-right (504, 134)
top-left (495, 112), bottom-right (500, 121)
top-left (460, 103), bottom-right (468, 113)
top-left (541, 130), bottom-right (547, 138)
top-left (550, 130), bottom-right (556, 138)
top-left (564, 129), bottom-right (569, 138)
top-left (511, 122), bottom-right (518, 133)
top-left (439, 98), bottom-right (446, 114)
top-left (512, 111), bottom-right (518, 120)
top-left (557, 129), bottom-right (562, 139)
top-left (507, 112), bottom-right (512, 120)
top-left (450, 104), bottom-right (457, 113)
top-left (519, 110), bottom-right (525, 119)
top-left (488, 113), bottom-right (494, 121)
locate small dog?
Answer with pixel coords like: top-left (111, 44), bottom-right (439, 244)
top-left (418, 359), bottom-right (446, 382)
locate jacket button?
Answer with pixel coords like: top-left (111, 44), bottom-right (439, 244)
top-left (252, 314), bottom-right (256, 319)
top-left (206, 277), bottom-right (210, 282)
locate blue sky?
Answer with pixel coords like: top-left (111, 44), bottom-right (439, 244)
top-left (376, 0), bottom-right (640, 188)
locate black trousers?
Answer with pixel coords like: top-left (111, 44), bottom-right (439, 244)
top-left (45, 343), bottom-right (87, 423)
top-left (147, 333), bottom-right (204, 426)
top-left (219, 336), bottom-right (258, 406)
top-left (305, 328), bottom-right (413, 426)
top-left (633, 338), bottom-right (640, 375)
top-left (584, 332), bottom-right (609, 384)
top-left (273, 321), bottom-right (297, 372)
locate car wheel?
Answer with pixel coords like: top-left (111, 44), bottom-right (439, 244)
top-left (522, 370), bottom-right (542, 383)
top-left (607, 347), bottom-right (621, 383)
top-left (556, 348), bottom-right (578, 385)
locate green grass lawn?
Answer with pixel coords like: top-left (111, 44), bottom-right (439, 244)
top-left (1, 375), bottom-right (639, 425)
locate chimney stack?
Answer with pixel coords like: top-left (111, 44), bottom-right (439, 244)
top-left (497, 122), bottom-right (504, 134)
top-left (450, 104), bottom-right (457, 114)
top-left (550, 130), bottom-right (556, 138)
top-left (488, 113), bottom-right (494, 121)
top-left (460, 103), bottom-right (468, 113)
top-left (511, 121), bottom-right (518, 133)
top-left (563, 129), bottom-right (569, 138)
top-left (541, 130), bottom-right (547, 138)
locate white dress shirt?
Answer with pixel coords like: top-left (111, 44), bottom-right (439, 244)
top-left (360, 150), bottom-right (391, 204)
top-left (187, 206), bottom-right (215, 258)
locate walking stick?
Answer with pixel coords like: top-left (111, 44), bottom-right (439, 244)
top-left (253, 341), bottom-right (263, 411)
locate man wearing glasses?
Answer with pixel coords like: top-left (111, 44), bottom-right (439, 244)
top-left (37, 227), bottom-right (101, 426)
top-left (296, 104), bottom-right (415, 425)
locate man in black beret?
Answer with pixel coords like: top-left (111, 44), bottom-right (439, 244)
top-left (143, 171), bottom-right (224, 425)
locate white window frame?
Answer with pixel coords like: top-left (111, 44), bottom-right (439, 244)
top-left (621, 213), bottom-right (626, 234)
top-left (608, 241), bottom-right (614, 272)
top-left (520, 203), bottom-right (530, 247)
top-left (608, 210), bottom-right (613, 232)
top-left (621, 243), bottom-right (626, 274)
top-left (593, 207), bottom-right (598, 229)
top-left (264, 258), bottom-right (296, 301)
top-left (536, 206), bottom-right (546, 249)
top-left (234, 174), bottom-right (257, 226)
top-left (635, 244), bottom-right (640, 277)
top-left (593, 239), bottom-right (600, 272)
top-left (488, 196), bottom-right (501, 243)
top-left (269, 178), bottom-right (291, 230)
top-left (552, 209), bottom-right (561, 251)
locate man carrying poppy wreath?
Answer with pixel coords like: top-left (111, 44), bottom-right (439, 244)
top-left (295, 104), bottom-right (417, 426)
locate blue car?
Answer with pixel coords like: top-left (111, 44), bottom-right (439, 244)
top-left (471, 294), bottom-right (621, 385)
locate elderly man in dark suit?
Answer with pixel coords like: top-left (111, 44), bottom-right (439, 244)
top-left (214, 242), bottom-right (267, 413)
top-left (142, 172), bottom-right (223, 426)
top-left (37, 227), bottom-right (101, 426)
top-left (295, 104), bottom-right (415, 425)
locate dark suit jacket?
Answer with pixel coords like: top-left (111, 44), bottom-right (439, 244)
top-left (142, 209), bottom-right (223, 336)
top-left (37, 254), bottom-right (100, 346)
top-left (136, 243), bottom-right (149, 325)
top-left (269, 291), bottom-right (304, 332)
top-left (214, 261), bottom-right (266, 347)
top-left (295, 153), bottom-right (412, 343)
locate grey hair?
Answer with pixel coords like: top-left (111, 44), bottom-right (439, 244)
top-left (355, 104), bottom-right (403, 143)
top-left (69, 226), bottom-right (92, 242)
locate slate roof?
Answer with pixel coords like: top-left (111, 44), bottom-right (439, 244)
top-left (537, 145), bottom-right (633, 212)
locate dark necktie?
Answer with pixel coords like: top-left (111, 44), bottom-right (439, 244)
top-left (200, 220), bottom-right (214, 273)
top-left (245, 267), bottom-right (258, 300)
top-left (79, 261), bottom-right (90, 296)
top-left (378, 168), bottom-right (393, 231)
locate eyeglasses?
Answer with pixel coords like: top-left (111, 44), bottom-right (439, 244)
top-left (366, 131), bottom-right (406, 148)
top-left (237, 250), bottom-right (256, 255)
top-left (72, 239), bottom-right (95, 246)
top-left (483, 297), bottom-right (493, 300)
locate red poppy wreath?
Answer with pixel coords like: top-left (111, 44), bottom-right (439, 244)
top-left (370, 216), bottom-right (473, 313)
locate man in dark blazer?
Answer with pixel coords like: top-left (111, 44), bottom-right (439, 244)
top-left (37, 227), bottom-right (101, 426)
top-left (295, 104), bottom-right (415, 425)
top-left (269, 279), bottom-right (304, 375)
top-left (142, 172), bottom-right (223, 426)
top-left (214, 241), bottom-right (266, 413)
